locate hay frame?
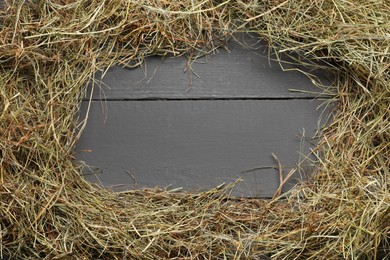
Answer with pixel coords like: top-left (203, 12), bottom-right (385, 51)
top-left (0, 0), bottom-right (389, 259)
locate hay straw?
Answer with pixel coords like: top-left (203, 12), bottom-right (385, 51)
top-left (1, 0), bottom-right (388, 258)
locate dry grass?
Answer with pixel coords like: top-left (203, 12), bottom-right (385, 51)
top-left (0, 0), bottom-right (389, 259)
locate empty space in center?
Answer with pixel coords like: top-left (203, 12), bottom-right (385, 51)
top-left (76, 35), bottom-right (334, 197)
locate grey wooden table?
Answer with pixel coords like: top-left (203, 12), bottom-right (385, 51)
top-left (76, 35), bottom-right (333, 197)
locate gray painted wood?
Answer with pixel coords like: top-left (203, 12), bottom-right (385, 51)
top-left (89, 35), bottom-right (332, 100)
top-left (76, 100), bottom-right (328, 197)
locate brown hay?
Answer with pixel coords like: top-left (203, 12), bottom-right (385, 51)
top-left (0, 0), bottom-right (389, 259)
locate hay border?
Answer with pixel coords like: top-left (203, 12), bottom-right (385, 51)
top-left (1, 0), bottom-right (388, 259)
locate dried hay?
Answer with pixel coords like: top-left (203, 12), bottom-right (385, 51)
top-left (0, 0), bottom-right (389, 259)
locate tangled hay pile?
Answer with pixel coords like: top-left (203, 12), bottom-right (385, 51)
top-left (1, 0), bottom-right (389, 258)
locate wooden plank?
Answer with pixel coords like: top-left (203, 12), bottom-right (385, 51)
top-left (89, 35), bottom-right (332, 100)
top-left (75, 99), bottom-right (329, 197)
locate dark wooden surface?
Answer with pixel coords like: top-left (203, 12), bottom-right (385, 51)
top-left (76, 99), bottom-right (329, 197)
top-left (76, 35), bottom-right (333, 197)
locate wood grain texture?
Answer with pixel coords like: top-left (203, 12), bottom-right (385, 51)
top-left (88, 35), bottom-right (332, 100)
top-left (76, 100), bottom-right (329, 197)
